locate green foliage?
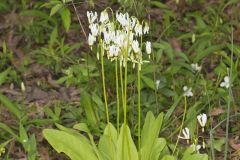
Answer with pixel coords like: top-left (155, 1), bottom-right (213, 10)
top-left (43, 112), bottom-right (208, 160)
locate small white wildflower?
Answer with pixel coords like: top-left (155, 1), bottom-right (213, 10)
top-left (220, 76), bottom-right (230, 89)
top-left (89, 23), bottom-right (99, 36)
top-left (100, 10), bottom-right (109, 23)
top-left (191, 63), bottom-right (202, 72)
top-left (109, 45), bottom-right (120, 57)
top-left (132, 40), bottom-right (140, 53)
top-left (21, 82), bottom-right (26, 92)
top-left (88, 33), bottom-right (96, 46)
top-left (179, 128), bottom-right (190, 144)
top-left (197, 113), bottom-right (207, 132)
top-left (156, 80), bottom-right (160, 89)
top-left (202, 141), bottom-right (206, 149)
top-left (103, 31), bottom-right (114, 45)
top-left (191, 143), bottom-right (201, 153)
top-left (114, 30), bottom-right (125, 47)
top-left (116, 12), bottom-right (129, 27)
top-left (87, 11), bottom-right (97, 24)
top-left (146, 41), bottom-right (151, 55)
top-left (135, 23), bottom-right (142, 36)
top-left (183, 86), bottom-right (193, 97)
top-left (143, 22), bottom-right (149, 34)
top-left (130, 17), bottom-right (137, 30)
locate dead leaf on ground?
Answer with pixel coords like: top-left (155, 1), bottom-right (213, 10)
top-left (230, 136), bottom-right (240, 151)
top-left (210, 108), bottom-right (225, 116)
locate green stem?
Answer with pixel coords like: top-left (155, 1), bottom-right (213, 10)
top-left (173, 96), bottom-right (188, 155)
top-left (124, 60), bottom-right (128, 124)
top-left (137, 64), bottom-right (141, 159)
top-left (101, 44), bottom-right (109, 123)
top-left (224, 27), bottom-right (234, 160)
top-left (116, 60), bottom-right (120, 134)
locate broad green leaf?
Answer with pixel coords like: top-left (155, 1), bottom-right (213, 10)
top-left (50, 4), bottom-right (63, 16)
top-left (43, 129), bottom-right (98, 160)
top-left (98, 123), bottom-right (117, 160)
top-left (0, 94), bottom-right (21, 119)
top-left (183, 153), bottom-right (208, 160)
top-left (141, 111), bottom-right (155, 147)
top-left (141, 75), bottom-right (155, 90)
top-left (150, 138), bottom-right (167, 160)
top-left (116, 124), bottom-right (138, 160)
top-left (141, 112), bottom-right (164, 160)
top-left (74, 123), bottom-right (103, 160)
top-left (73, 123), bottom-right (90, 133)
top-left (60, 7), bottom-right (71, 31)
top-left (162, 155), bottom-right (176, 160)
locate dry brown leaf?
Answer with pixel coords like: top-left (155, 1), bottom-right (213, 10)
top-left (229, 136), bottom-right (240, 151)
top-left (210, 108), bottom-right (225, 116)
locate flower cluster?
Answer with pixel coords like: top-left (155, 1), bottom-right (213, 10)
top-left (87, 10), bottom-right (151, 70)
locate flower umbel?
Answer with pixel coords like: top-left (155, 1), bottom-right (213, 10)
top-left (87, 10), bottom-right (151, 69)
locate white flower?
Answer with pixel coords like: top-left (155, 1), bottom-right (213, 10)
top-left (116, 12), bottom-right (129, 27)
top-left (114, 30), bottom-right (125, 47)
top-left (89, 23), bottom-right (99, 36)
top-left (197, 113), bottom-right (207, 132)
top-left (103, 31), bottom-right (114, 45)
top-left (132, 40), bottom-right (140, 53)
top-left (109, 45), bottom-right (120, 57)
top-left (146, 41), bottom-right (151, 54)
top-left (191, 63), bottom-right (202, 72)
top-left (143, 22), bottom-right (149, 34)
top-left (183, 86), bottom-right (193, 97)
top-left (87, 11), bottom-right (97, 24)
top-left (88, 33), bottom-right (96, 46)
top-left (179, 128), bottom-right (190, 143)
top-left (100, 10), bottom-right (109, 23)
top-left (156, 80), bottom-right (160, 89)
top-left (191, 144), bottom-right (201, 153)
top-left (21, 82), bottom-right (26, 92)
top-left (130, 17), bottom-right (137, 30)
top-left (135, 23), bottom-right (142, 36)
top-left (220, 76), bottom-right (230, 88)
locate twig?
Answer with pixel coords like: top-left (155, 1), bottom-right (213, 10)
top-left (71, 0), bottom-right (87, 39)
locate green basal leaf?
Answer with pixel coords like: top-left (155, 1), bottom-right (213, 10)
top-left (98, 123), bottom-right (117, 160)
top-left (141, 112), bottom-right (164, 160)
top-left (43, 129), bottom-right (98, 160)
top-left (116, 124), bottom-right (138, 160)
top-left (162, 155), bottom-right (176, 160)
